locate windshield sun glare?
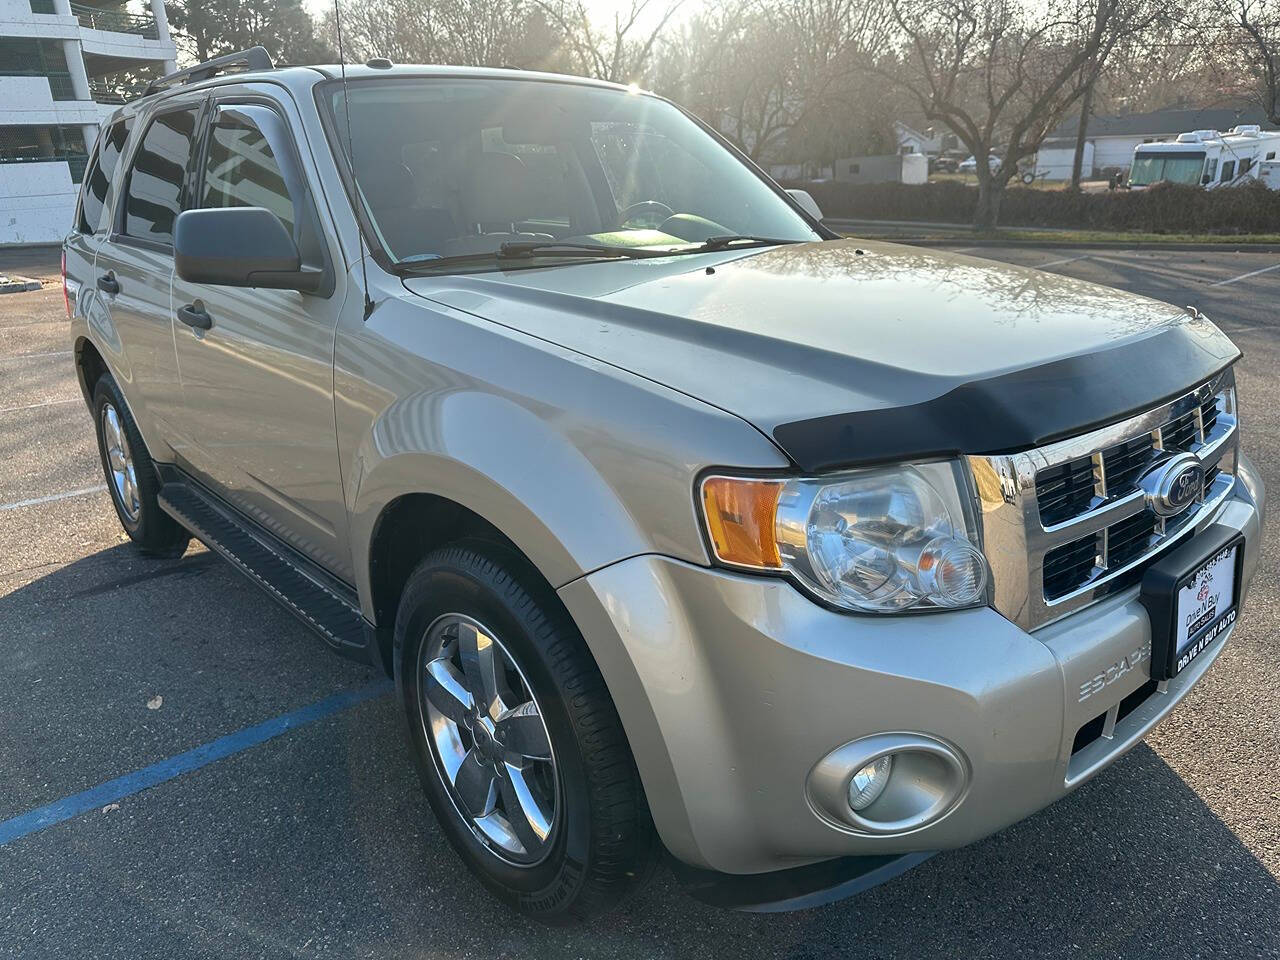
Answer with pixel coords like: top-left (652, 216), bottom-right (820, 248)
top-left (323, 77), bottom-right (821, 269)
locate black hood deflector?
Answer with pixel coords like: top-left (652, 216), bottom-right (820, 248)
top-left (772, 324), bottom-right (1241, 473)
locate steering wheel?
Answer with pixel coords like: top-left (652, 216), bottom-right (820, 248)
top-left (616, 200), bottom-right (675, 230)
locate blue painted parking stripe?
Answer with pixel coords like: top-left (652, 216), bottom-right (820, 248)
top-left (0, 678), bottom-right (393, 847)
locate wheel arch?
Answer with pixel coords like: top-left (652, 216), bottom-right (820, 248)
top-left (74, 335), bottom-right (108, 407)
top-left (353, 434), bottom-right (649, 668)
top-left (364, 491), bottom-right (533, 672)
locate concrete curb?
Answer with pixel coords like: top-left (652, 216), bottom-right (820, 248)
top-left (881, 238), bottom-right (1280, 252)
top-left (0, 276), bottom-right (42, 294)
top-left (823, 219), bottom-right (1280, 252)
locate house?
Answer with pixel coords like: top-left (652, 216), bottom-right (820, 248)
top-left (0, 0), bottom-right (177, 244)
top-left (894, 121), bottom-right (961, 157)
top-left (1036, 104), bottom-right (1272, 180)
top-left (895, 121), bottom-right (938, 156)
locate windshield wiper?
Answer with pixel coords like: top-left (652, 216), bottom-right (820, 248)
top-left (395, 236), bottom-right (802, 274)
top-left (497, 240), bottom-right (673, 260)
top-left (395, 240), bottom-right (678, 273)
top-left (687, 235), bottom-right (801, 252)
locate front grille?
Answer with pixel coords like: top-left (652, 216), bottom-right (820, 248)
top-left (1106, 512), bottom-right (1159, 569)
top-left (1036, 455), bottom-right (1095, 526)
top-left (1034, 388), bottom-right (1232, 601)
top-left (970, 371), bottom-right (1239, 631)
top-left (1042, 511), bottom-right (1160, 601)
top-left (1043, 535), bottom-right (1097, 600)
top-left (1035, 393), bottom-right (1218, 529)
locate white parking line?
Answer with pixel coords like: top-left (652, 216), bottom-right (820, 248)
top-left (0, 398), bottom-right (79, 414)
top-left (1207, 262), bottom-right (1280, 287)
top-left (0, 351), bottom-right (71, 362)
top-left (1037, 254), bottom-right (1091, 269)
top-left (0, 485), bottom-right (106, 512)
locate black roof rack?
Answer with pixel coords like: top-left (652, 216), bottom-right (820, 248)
top-left (144, 46), bottom-right (275, 97)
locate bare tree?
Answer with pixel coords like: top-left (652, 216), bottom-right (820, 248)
top-left (1214, 0), bottom-right (1280, 122)
top-left (886, 0), bottom-right (1163, 229)
top-left (1097, 16), bottom-right (1222, 114)
top-left (654, 1), bottom-right (800, 159)
top-left (324, 0), bottom-right (572, 69)
top-left (536, 0), bottom-right (684, 82)
top-left (652, 0), bottom-right (893, 165)
top-left (325, 0), bottom-right (445, 63)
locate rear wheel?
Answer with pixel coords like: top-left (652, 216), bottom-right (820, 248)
top-left (92, 374), bottom-right (189, 557)
top-left (394, 541), bottom-right (655, 922)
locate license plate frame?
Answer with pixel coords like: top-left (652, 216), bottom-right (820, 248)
top-left (1139, 529), bottom-right (1244, 681)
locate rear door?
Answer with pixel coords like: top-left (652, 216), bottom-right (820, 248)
top-left (168, 94), bottom-right (351, 578)
top-left (65, 117), bottom-right (128, 311)
top-left (92, 96), bottom-right (205, 451)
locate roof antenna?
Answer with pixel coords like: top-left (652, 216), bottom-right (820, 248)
top-left (332, 0), bottom-right (375, 320)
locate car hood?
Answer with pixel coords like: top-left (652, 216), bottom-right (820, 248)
top-left (402, 239), bottom-right (1239, 470)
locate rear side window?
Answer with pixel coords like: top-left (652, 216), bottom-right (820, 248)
top-left (199, 110), bottom-right (296, 236)
top-left (78, 118), bottom-right (132, 234)
top-left (123, 106), bottom-right (199, 245)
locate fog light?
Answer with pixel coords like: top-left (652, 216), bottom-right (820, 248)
top-left (848, 755), bottom-right (893, 810)
top-left (809, 733), bottom-right (969, 835)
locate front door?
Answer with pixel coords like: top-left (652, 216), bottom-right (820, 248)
top-left (169, 97), bottom-right (351, 579)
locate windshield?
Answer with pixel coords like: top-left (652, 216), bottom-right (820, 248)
top-left (322, 77), bottom-right (821, 267)
top-left (1130, 151), bottom-right (1206, 186)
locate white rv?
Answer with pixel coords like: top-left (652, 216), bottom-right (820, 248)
top-left (1129, 125), bottom-right (1280, 190)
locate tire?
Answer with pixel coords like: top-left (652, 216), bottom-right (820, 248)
top-left (92, 373), bottom-right (189, 557)
top-left (394, 540), bottom-right (656, 922)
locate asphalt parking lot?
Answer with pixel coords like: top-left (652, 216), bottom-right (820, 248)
top-left (1, 243), bottom-right (1277, 959)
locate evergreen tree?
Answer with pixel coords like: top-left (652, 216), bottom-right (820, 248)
top-left (165, 0), bottom-right (335, 65)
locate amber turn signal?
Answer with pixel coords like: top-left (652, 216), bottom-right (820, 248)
top-left (700, 476), bottom-right (784, 569)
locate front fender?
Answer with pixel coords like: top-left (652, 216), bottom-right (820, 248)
top-left (337, 289), bottom-right (790, 624)
top-left (349, 388), bottom-right (651, 599)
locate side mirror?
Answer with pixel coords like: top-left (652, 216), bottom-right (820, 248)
top-left (174, 207), bottom-right (321, 292)
top-left (786, 188), bottom-right (824, 221)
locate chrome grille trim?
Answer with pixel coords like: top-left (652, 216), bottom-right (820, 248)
top-left (970, 369), bottom-right (1238, 631)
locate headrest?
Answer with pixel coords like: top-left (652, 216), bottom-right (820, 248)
top-left (464, 152), bottom-right (534, 227)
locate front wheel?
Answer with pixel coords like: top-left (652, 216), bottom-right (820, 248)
top-left (394, 542), bottom-right (656, 922)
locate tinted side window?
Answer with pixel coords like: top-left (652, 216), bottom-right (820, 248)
top-left (76, 142), bottom-right (103, 235)
top-left (124, 106), bottom-right (199, 245)
top-left (199, 112), bottom-right (296, 235)
top-left (78, 118), bottom-right (132, 234)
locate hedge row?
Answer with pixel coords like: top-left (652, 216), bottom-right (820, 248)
top-left (783, 179), bottom-right (1280, 233)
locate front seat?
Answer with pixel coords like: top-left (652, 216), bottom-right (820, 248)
top-left (466, 152), bottom-right (557, 237)
top-left (359, 158), bottom-right (458, 260)
top-left (433, 152), bottom-right (557, 257)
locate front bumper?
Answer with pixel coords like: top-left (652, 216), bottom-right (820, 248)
top-left (557, 453), bottom-right (1265, 877)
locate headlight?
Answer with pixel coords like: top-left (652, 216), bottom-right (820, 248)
top-left (699, 461), bottom-right (988, 613)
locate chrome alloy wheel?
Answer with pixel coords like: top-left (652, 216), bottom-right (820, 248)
top-left (101, 402), bottom-right (140, 523)
top-left (418, 613), bottom-right (559, 866)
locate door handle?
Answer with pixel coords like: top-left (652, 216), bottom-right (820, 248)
top-left (96, 272), bottom-right (119, 295)
top-left (176, 301), bottom-right (213, 331)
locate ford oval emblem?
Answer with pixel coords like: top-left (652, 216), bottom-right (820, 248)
top-left (1139, 453), bottom-right (1205, 518)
